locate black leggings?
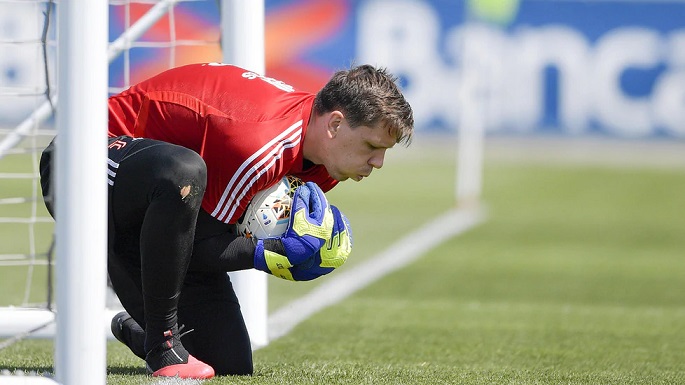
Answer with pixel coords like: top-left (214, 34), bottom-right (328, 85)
top-left (40, 137), bottom-right (253, 375)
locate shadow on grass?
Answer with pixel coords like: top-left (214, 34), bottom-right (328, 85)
top-left (107, 364), bottom-right (147, 375)
top-left (0, 364), bottom-right (54, 375)
top-left (0, 364), bottom-right (147, 376)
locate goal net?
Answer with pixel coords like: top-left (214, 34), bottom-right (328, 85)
top-left (0, 0), bottom-right (58, 339)
top-left (0, 0), bottom-right (224, 344)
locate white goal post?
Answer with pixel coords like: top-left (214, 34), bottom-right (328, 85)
top-left (0, 1), bottom-right (108, 385)
top-left (53, 0), bottom-right (109, 384)
top-left (221, 0), bottom-right (269, 349)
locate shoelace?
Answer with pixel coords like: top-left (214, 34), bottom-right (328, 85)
top-left (177, 324), bottom-right (195, 339)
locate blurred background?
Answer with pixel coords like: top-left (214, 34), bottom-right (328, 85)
top-left (2, 0), bottom-right (684, 141)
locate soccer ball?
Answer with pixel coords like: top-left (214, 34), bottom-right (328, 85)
top-left (236, 175), bottom-right (304, 239)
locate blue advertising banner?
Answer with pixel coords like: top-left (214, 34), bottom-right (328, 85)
top-left (298, 0), bottom-right (685, 139)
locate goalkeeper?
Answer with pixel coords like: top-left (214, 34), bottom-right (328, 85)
top-left (39, 63), bottom-right (414, 379)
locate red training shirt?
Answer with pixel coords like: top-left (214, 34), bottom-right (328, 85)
top-left (108, 62), bottom-right (338, 224)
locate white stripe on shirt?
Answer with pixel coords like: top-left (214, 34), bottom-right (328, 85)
top-left (221, 133), bottom-right (302, 222)
top-left (211, 120), bottom-right (303, 222)
top-left (107, 158), bottom-right (119, 186)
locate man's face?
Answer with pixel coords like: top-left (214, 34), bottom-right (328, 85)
top-left (323, 116), bottom-right (396, 182)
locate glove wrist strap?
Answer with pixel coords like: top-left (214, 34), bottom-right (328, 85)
top-left (254, 239), bottom-right (268, 272)
top-left (254, 239), bottom-right (296, 281)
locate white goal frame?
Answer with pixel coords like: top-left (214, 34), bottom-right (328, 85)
top-left (221, 0), bottom-right (269, 349)
top-left (0, 0), bottom-right (267, 383)
top-left (53, 0), bottom-right (109, 384)
top-left (0, 1), bottom-right (108, 384)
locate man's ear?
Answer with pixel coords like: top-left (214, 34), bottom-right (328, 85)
top-left (326, 111), bottom-right (344, 138)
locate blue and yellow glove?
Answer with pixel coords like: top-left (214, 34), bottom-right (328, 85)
top-left (290, 205), bottom-right (352, 281)
top-left (254, 182), bottom-right (334, 279)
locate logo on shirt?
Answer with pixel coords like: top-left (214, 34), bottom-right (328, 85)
top-left (108, 139), bottom-right (128, 150)
top-left (241, 71), bottom-right (295, 93)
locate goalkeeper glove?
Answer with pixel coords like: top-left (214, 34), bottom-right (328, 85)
top-left (254, 182), bottom-right (334, 278)
top-left (289, 205), bottom-right (352, 281)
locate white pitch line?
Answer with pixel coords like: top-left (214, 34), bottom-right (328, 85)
top-left (265, 205), bottom-right (487, 345)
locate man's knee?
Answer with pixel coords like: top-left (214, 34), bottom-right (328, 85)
top-left (153, 146), bottom-right (207, 207)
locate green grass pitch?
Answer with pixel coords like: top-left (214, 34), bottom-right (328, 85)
top-left (1, 138), bottom-right (684, 384)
